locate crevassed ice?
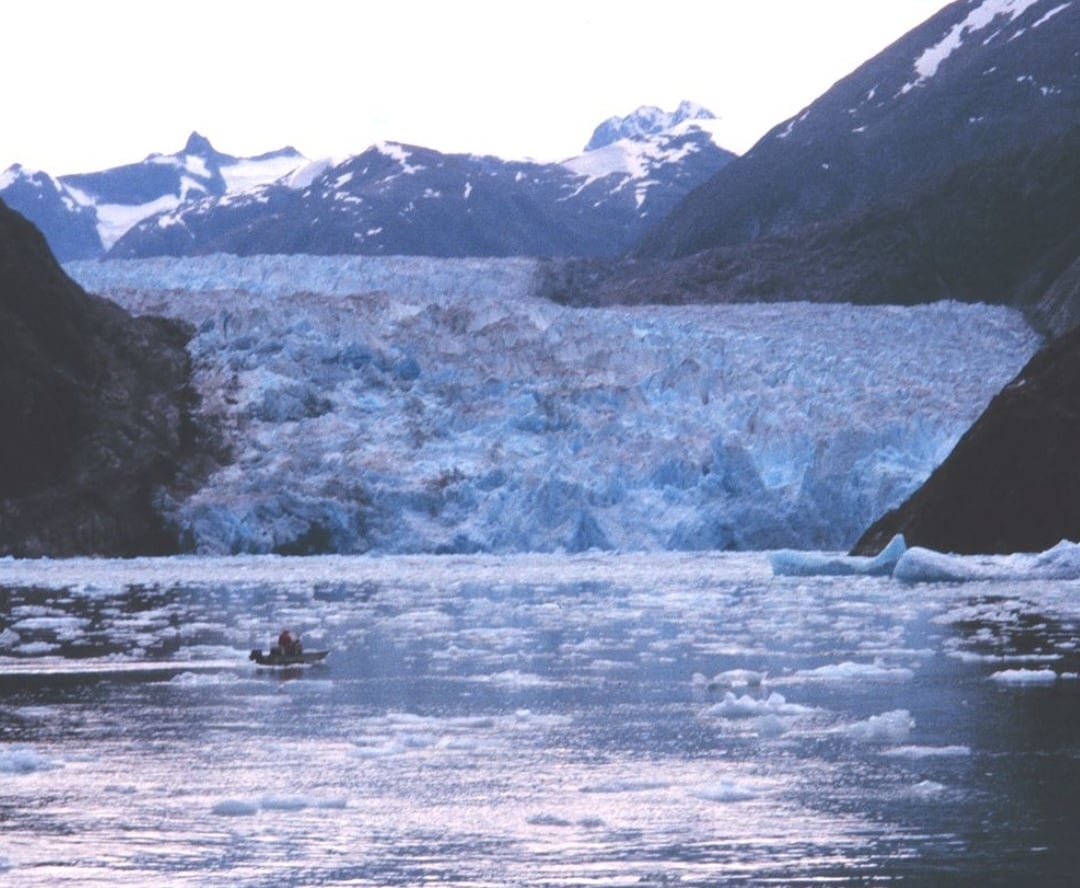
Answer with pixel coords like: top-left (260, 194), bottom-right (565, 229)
top-left (903, 0), bottom-right (1044, 91)
top-left (65, 256), bottom-right (1041, 556)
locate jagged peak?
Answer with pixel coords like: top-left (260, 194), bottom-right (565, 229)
top-left (183, 131), bottom-right (216, 156)
top-left (585, 101), bottom-right (717, 152)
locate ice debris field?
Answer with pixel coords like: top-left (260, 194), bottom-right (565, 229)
top-left (66, 255), bottom-right (1041, 555)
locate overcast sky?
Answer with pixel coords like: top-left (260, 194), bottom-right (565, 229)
top-left (4, 1), bottom-right (951, 176)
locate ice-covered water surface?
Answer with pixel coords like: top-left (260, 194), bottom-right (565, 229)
top-left (1, 552), bottom-right (1077, 886)
top-left (64, 256), bottom-right (1041, 554)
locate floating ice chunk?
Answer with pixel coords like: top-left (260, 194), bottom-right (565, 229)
top-left (770, 534), bottom-right (906, 577)
top-left (989, 668), bottom-right (1058, 685)
top-left (882, 744), bottom-right (971, 758)
top-left (168, 671), bottom-right (240, 688)
top-left (260, 794), bottom-right (347, 811)
top-left (484, 670), bottom-right (556, 688)
top-left (212, 795), bottom-right (345, 816)
top-left (527, 812), bottom-right (574, 827)
top-left (350, 738), bottom-right (410, 759)
top-left (840, 709), bottom-right (914, 743)
top-left (259, 795), bottom-right (310, 811)
top-left (755, 714), bottom-right (788, 738)
top-left (689, 780), bottom-right (759, 802)
top-left (211, 799), bottom-right (259, 816)
top-left (580, 779), bottom-right (672, 794)
top-left (895, 540), bottom-right (1080, 583)
top-left (909, 779), bottom-right (947, 799)
top-left (707, 668), bottom-right (765, 689)
top-left (792, 660), bottom-right (914, 683)
top-left (0, 749), bottom-right (62, 774)
top-left (15, 641), bottom-right (57, 655)
top-left (702, 691), bottom-right (812, 718)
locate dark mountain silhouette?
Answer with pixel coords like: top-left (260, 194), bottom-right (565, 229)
top-left (634, 0), bottom-right (1080, 260)
top-left (852, 322), bottom-right (1080, 555)
top-left (0, 198), bottom-right (222, 556)
top-left (540, 123), bottom-right (1080, 337)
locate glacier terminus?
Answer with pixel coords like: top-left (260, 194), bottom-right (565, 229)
top-left (66, 255), bottom-right (1041, 556)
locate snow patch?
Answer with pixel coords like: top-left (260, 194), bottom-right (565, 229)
top-left (902, 0), bottom-right (1044, 92)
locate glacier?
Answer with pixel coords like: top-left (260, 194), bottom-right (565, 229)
top-left (65, 255), bottom-right (1042, 555)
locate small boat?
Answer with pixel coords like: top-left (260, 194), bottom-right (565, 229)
top-left (249, 647), bottom-right (329, 667)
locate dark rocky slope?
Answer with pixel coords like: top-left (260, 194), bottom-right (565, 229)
top-left (541, 125), bottom-right (1080, 334)
top-left (852, 323), bottom-right (1080, 555)
top-left (635, 0), bottom-right (1080, 260)
top-left (0, 198), bottom-right (220, 556)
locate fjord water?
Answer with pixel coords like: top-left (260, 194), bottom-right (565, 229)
top-left (1, 552), bottom-right (1077, 886)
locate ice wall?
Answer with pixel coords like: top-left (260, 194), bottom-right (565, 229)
top-left (66, 256), bottom-right (1042, 554)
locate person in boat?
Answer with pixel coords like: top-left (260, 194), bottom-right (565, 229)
top-left (277, 628), bottom-right (302, 655)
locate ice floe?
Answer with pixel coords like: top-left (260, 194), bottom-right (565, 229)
top-left (770, 534), bottom-right (907, 577)
top-left (839, 709), bottom-right (915, 744)
top-left (0, 749), bottom-right (62, 774)
top-left (772, 537), bottom-right (1080, 584)
top-left (989, 668), bottom-right (1060, 685)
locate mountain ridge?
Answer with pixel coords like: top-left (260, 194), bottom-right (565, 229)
top-left (634, 0), bottom-right (1080, 260)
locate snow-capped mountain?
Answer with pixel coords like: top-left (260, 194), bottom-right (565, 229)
top-left (106, 111), bottom-right (734, 260)
top-left (3, 108), bottom-right (733, 262)
top-left (0, 132), bottom-right (307, 261)
top-left (636, 0), bottom-right (1080, 259)
top-left (0, 165), bottom-right (101, 261)
top-left (584, 100), bottom-right (717, 151)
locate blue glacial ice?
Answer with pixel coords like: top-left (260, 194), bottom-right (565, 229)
top-left (65, 255), bottom-right (1042, 555)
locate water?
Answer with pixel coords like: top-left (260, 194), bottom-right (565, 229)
top-left (1, 552), bottom-right (1077, 886)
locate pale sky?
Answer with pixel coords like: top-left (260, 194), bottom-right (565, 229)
top-left (3, 1), bottom-right (951, 176)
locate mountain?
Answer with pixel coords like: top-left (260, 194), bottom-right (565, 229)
top-left (541, 122), bottom-right (1080, 331)
top-left (4, 110), bottom-right (734, 262)
top-left (635, 0), bottom-right (1080, 260)
top-left (0, 198), bottom-right (221, 556)
top-left (852, 322), bottom-right (1080, 556)
top-left (105, 113), bottom-right (735, 260)
top-left (0, 133), bottom-right (307, 261)
top-left (0, 165), bottom-right (102, 261)
top-left (585, 100), bottom-right (717, 151)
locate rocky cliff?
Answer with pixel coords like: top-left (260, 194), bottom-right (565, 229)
top-left (852, 324), bottom-right (1080, 555)
top-left (0, 198), bottom-right (220, 556)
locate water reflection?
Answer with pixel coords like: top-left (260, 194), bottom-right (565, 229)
top-left (1, 554), bottom-right (1078, 885)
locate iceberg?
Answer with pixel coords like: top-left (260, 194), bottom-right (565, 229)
top-left (64, 256), bottom-right (1041, 555)
top-left (770, 533), bottom-right (906, 576)
top-left (893, 539), bottom-right (1080, 583)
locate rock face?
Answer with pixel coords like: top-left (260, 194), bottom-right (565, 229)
top-left (0, 165), bottom-right (102, 261)
top-left (0, 198), bottom-right (219, 556)
top-left (852, 325), bottom-right (1080, 555)
top-left (541, 124), bottom-right (1080, 332)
